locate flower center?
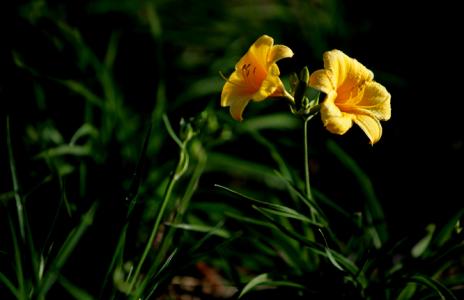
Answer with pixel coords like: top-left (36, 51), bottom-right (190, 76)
top-left (239, 54), bottom-right (267, 94)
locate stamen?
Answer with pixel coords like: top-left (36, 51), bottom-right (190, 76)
top-left (241, 63), bottom-right (251, 77)
top-left (218, 70), bottom-right (247, 89)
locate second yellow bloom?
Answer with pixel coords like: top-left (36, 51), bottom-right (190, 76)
top-left (310, 50), bottom-right (391, 144)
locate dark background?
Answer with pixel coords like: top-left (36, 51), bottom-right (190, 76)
top-left (1, 0), bottom-right (463, 243)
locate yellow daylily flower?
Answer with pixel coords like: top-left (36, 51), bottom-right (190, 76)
top-left (221, 35), bottom-right (294, 121)
top-left (310, 50), bottom-right (391, 144)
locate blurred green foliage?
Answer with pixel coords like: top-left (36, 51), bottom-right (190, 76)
top-left (1, 0), bottom-right (463, 299)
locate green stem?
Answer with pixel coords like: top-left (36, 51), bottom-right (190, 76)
top-left (6, 117), bottom-right (26, 242)
top-left (128, 147), bottom-right (187, 294)
top-left (136, 148), bottom-right (206, 296)
top-left (303, 115), bottom-right (317, 221)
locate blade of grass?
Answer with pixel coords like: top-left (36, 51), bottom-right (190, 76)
top-left (215, 184), bottom-right (323, 227)
top-left (319, 229), bottom-right (344, 272)
top-left (238, 273), bottom-right (269, 298)
top-left (141, 249), bottom-right (178, 300)
top-left (411, 224), bottom-right (435, 258)
top-left (433, 209), bottom-right (464, 247)
top-left (238, 273), bottom-right (305, 299)
top-left (252, 205), bottom-right (363, 282)
top-left (215, 184), bottom-right (295, 211)
top-left (251, 205), bottom-right (323, 252)
top-left (128, 115), bottom-right (189, 294)
top-left (57, 79), bottom-right (104, 108)
top-left (145, 152), bottom-right (206, 296)
top-left (37, 203), bottom-right (97, 299)
top-left (273, 170), bottom-right (327, 223)
top-left (98, 225), bottom-right (127, 299)
top-left (0, 271), bottom-right (19, 298)
top-left (397, 283), bottom-right (417, 300)
top-left (165, 223), bottom-right (231, 239)
top-left (69, 123), bottom-right (98, 146)
top-left (410, 275), bottom-right (457, 300)
top-left (35, 144), bottom-right (92, 158)
top-left (7, 117), bottom-right (26, 242)
top-left (8, 216), bottom-right (27, 300)
top-left (225, 211), bottom-right (274, 228)
top-left (256, 206), bottom-right (324, 227)
top-left (58, 276), bottom-right (96, 300)
top-left (125, 122), bottom-right (153, 217)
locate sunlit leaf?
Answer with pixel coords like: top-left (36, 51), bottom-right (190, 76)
top-left (433, 209), bottom-right (464, 247)
top-left (411, 224), bottom-right (435, 258)
top-left (165, 223), bottom-right (231, 239)
top-left (35, 145), bottom-right (92, 159)
top-left (410, 275), bottom-right (457, 300)
top-left (59, 276), bottom-right (95, 300)
top-left (238, 273), bottom-right (305, 299)
top-left (397, 283), bottom-right (417, 300)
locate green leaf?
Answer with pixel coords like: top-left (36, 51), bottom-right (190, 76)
top-left (35, 145), bottom-right (92, 159)
top-left (7, 117), bottom-right (26, 242)
top-left (165, 223), bottom-right (231, 239)
top-left (239, 273), bottom-right (305, 298)
top-left (239, 273), bottom-right (268, 299)
top-left (162, 114), bottom-right (182, 148)
top-left (411, 224), bottom-right (435, 258)
top-left (273, 171), bottom-right (328, 224)
top-left (37, 204), bottom-right (97, 298)
top-left (217, 185), bottom-right (324, 226)
top-left (59, 276), bottom-right (95, 300)
top-left (433, 209), bottom-right (464, 247)
top-left (8, 216), bottom-right (27, 300)
top-left (0, 271), bottom-right (18, 299)
top-left (325, 247), bottom-right (344, 271)
top-left (225, 211), bottom-right (274, 228)
top-left (69, 123), bottom-right (98, 145)
top-left (255, 206), bottom-right (324, 227)
top-left (410, 275), bottom-right (457, 300)
top-left (397, 283), bottom-right (417, 300)
top-left (319, 230), bottom-right (344, 272)
top-left (140, 249), bottom-right (178, 299)
top-left (57, 80), bottom-right (104, 108)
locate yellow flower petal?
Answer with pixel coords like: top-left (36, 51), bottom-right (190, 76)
top-left (220, 35), bottom-right (293, 120)
top-left (320, 101), bottom-right (353, 135)
top-left (337, 81), bottom-right (391, 121)
top-left (236, 35), bottom-right (273, 72)
top-left (268, 44), bottom-right (294, 65)
top-left (323, 50), bottom-right (373, 98)
top-left (309, 69), bottom-right (334, 95)
top-left (310, 49), bottom-right (391, 143)
top-left (353, 114), bottom-right (382, 145)
top-left (229, 96), bottom-right (250, 121)
top-left (252, 65), bottom-right (283, 101)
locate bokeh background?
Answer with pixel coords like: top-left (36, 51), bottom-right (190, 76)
top-left (1, 0), bottom-right (463, 298)
top-left (3, 0), bottom-right (462, 232)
